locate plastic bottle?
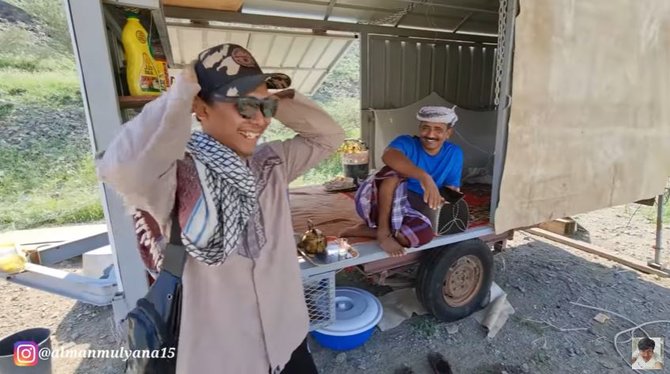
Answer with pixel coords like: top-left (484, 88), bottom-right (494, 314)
top-left (0, 242), bottom-right (26, 274)
top-left (150, 38), bottom-right (170, 91)
top-left (121, 11), bottom-right (162, 96)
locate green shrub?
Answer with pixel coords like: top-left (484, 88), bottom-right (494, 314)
top-left (0, 70), bottom-right (80, 107)
top-left (0, 100), bottom-right (14, 120)
top-left (0, 151), bottom-right (103, 230)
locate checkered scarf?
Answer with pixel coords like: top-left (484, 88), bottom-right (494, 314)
top-left (184, 131), bottom-right (257, 265)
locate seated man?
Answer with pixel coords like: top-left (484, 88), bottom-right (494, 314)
top-left (341, 106), bottom-right (464, 257)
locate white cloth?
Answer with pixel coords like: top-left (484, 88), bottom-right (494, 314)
top-left (632, 354), bottom-right (663, 369)
top-left (416, 105), bottom-right (458, 126)
top-left (377, 288), bottom-right (428, 331)
top-left (472, 282), bottom-right (515, 338)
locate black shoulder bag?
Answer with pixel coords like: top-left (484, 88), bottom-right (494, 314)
top-left (125, 216), bottom-right (187, 374)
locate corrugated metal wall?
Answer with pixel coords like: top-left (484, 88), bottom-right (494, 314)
top-left (363, 35), bottom-right (497, 110)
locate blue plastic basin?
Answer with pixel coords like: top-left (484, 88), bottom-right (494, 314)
top-left (310, 328), bottom-right (374, 351)
top-left (310, 287), bottom-right (382, 351)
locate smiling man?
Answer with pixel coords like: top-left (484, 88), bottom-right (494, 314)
top-left (342, 106), bottom-right (463, 256)
top-left (96, 44), bottom-right (344, 373)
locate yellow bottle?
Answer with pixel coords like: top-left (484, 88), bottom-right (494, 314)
top-left (0, 242), bottom-right (26, 274)
top-left (122, 11), bottom-right (162, 96)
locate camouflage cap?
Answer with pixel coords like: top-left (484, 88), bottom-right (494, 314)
top-left (194, 43), bottom-right (291, 100)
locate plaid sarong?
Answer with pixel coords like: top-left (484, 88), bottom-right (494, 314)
top-left (354, 167), bottom-right (434, 248)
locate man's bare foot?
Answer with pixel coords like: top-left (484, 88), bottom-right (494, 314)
top-left (340, 223), bottom-right (377, 238)
top-left (378, 233), bottom-right (406, 257)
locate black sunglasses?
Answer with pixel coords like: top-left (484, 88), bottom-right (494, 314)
top-left (212, 96), bottom-right (279, 119)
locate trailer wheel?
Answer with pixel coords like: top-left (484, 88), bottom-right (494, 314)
top-left (415, 248), bottom-right (439, 308)
top-left (417, 239), bottom-right (493, 322)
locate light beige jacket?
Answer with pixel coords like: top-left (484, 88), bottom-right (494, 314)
top-left (96, 73), bottom-right (344, 373)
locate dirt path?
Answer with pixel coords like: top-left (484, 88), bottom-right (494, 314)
top-left (312, 232), bottom-right (670, 374)
top-left (573, 203), bottom-right (669, 266)
top-left (1, 205), bottom-right (669, 373)
top-left (0, 257), bottom-right (123, 374)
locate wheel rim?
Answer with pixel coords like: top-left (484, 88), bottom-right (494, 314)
top-left (442, 255), bottom-right (484, 307)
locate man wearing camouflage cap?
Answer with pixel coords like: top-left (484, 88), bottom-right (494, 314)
top-left (343, 106), bottom-right (463, 257)
top-left (97, 44), bottom-right (344, 373)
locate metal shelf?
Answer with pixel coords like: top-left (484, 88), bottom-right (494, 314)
top-left (102, 0), bottom-right (159, 11)
top-left (299, 225), bottom-right (495, 277)
top-left (103, 0), bottom-right (175, 98)
top-left (118, 95), bottom-right (158, 108)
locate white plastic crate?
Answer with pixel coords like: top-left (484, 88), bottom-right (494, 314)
top-left (302, 271), bottom-right (336, 331)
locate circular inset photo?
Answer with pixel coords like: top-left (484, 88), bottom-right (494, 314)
top-left (631, 337), bottom-right (664, 370)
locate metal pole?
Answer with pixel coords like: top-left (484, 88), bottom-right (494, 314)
top-left (654, 193), bottom-right (664, 265)
top-left (64, 0), bottom-right (150, 325)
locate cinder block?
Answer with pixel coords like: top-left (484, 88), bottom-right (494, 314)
top-left (83, 245), bottom-right (114, 279)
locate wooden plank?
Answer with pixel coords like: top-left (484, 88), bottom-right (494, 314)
top-left (538, 217), bottom-right (577, 236)
top-left (635, 197), bottom-right (656, 206)
top-left (526, 228), bottom-right (669, 278)
top-left (163, 0), bottom-right (243, 11)
top-left (118, 95), bottom-right (157, 108)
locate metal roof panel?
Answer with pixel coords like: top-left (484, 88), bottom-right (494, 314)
top-left (167, 25), bottom-right (353, 95)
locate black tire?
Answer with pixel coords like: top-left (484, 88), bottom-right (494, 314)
top-left (417, 239), bottom-right (493, 322)
top-left (415, 248), bottom-right (439, 308)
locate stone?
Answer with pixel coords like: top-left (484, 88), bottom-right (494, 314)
top-left (593, 313), bottom-right (610, 324)
top-left (446, 324), bottom-right (459, 335)
top-left (598, 360), bottom-right (617, 369)
top-left (335, 353), bottom-right (347, 364)
top-left (60, 342), bottom-right (76, 350)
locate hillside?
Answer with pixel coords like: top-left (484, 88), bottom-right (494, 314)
top-left (0, 0), bottom-right (33, 24)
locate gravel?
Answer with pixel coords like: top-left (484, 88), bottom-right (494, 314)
top-left (1, 205), bottom-right (669, 373)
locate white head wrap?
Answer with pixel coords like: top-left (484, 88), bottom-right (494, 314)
top-left (416, 105), bottom-right (458, 127)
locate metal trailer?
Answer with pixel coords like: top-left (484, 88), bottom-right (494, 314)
top-left (4, 0), bottom-right (669, 331)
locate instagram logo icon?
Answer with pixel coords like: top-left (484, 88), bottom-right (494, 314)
top-left (13, 341), bottom-right (38, 367)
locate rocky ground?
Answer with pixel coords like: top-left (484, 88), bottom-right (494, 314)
top-left (312, 231), bottom-right (670, 374)
top-left (1, 204), bottom-right (669, 374)
top-left (0, 257), bottom-right (121, 374)
top-left (0, 104), bottom-right (88, 152)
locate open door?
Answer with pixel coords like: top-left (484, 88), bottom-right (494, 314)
top-left (495, 0), bottom-right (670, 233)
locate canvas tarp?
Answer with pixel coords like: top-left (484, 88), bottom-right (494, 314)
top-left (495, 0), bottom-right (670, 233)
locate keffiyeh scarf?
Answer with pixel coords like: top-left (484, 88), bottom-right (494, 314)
top-left (183, 131), bottom-right (258, 265)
